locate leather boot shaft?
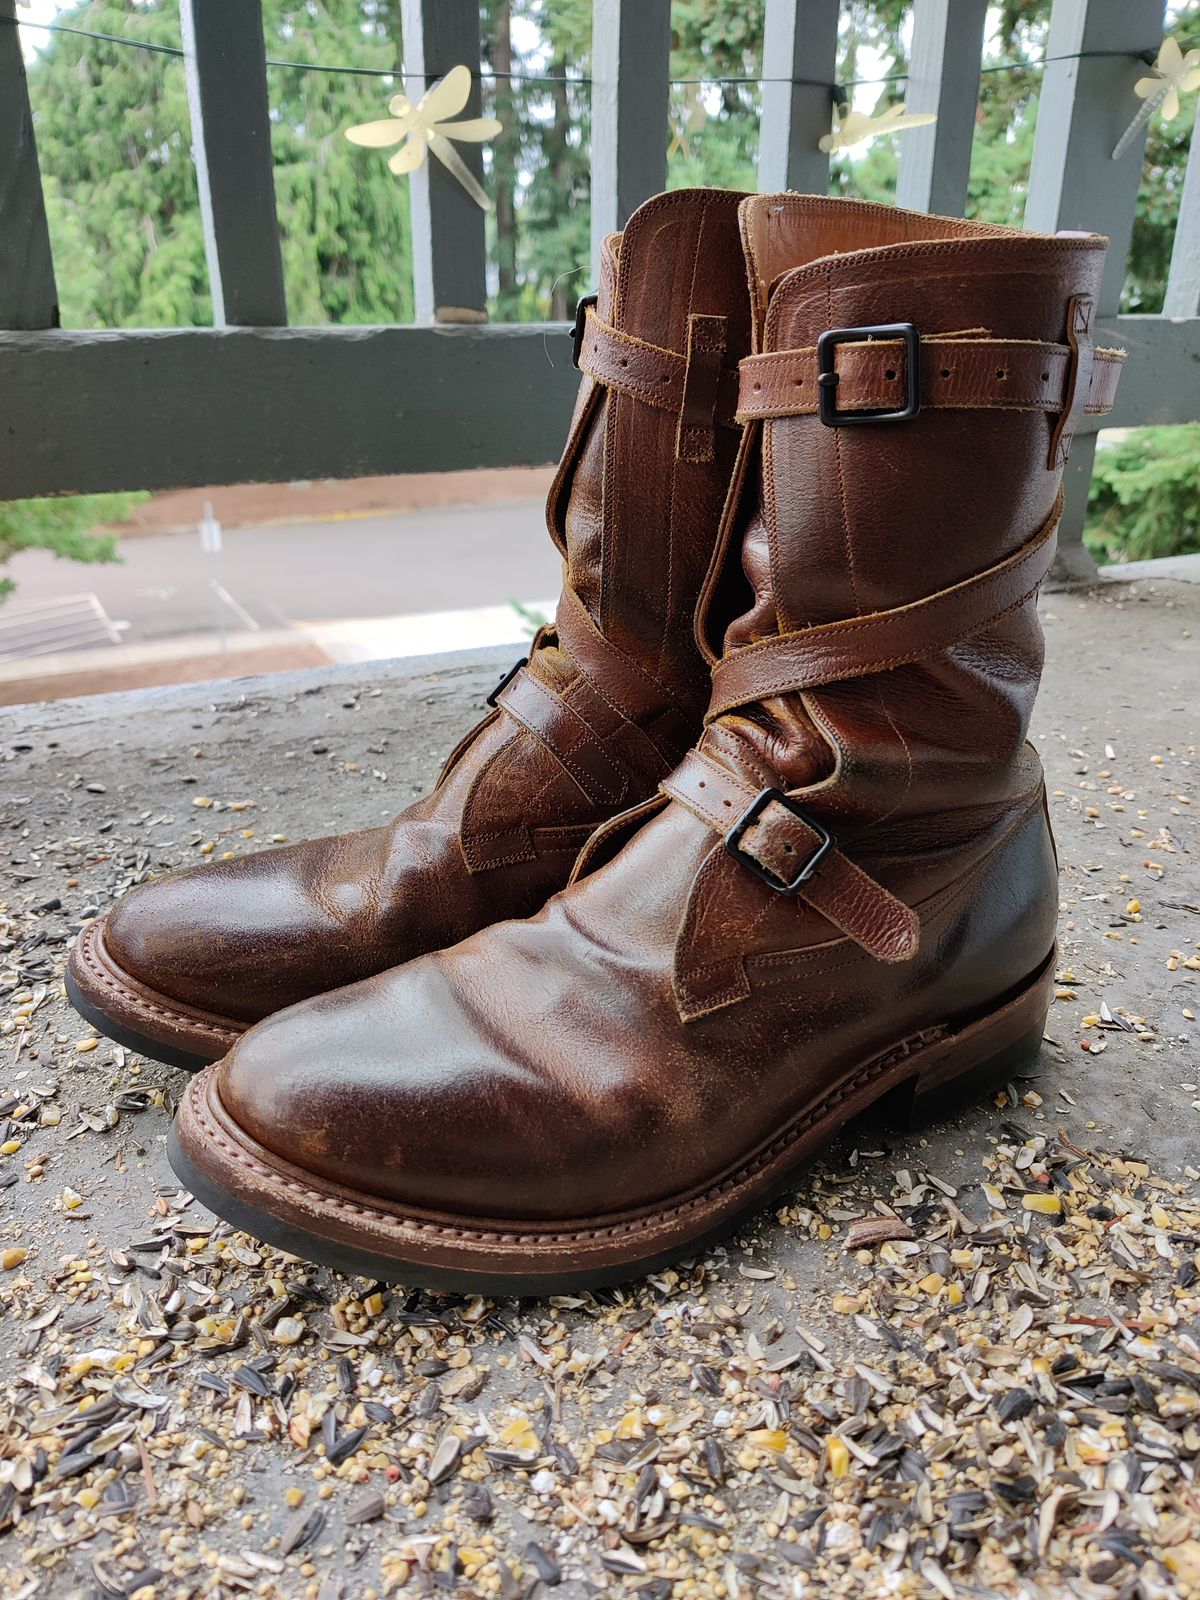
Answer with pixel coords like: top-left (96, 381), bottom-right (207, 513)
top-left (543, 188), bottom-right (752, 724)
top-left (696, 195), bottom-right (1116, 838)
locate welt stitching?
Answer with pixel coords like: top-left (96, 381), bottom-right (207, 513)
top-left (77, 925), bottom-right (239, 1043)
top-left (190, 1012), bottom-right (960, 1249)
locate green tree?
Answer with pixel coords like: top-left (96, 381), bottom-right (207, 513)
top-left (0, 494), bottom-right (146, 604)
top-left (1086, 429), bottom-right (1200, 564)
top-left (6, 0), bottom-right (417, 603)
top-left (480, 0), bottom-right (592, 320)
top-left (667, 0), bottom-right (764, 194)
top-left (30, 0), bottom-right (414, 328)
top-left (15, 0), bottom-right (1200, 585)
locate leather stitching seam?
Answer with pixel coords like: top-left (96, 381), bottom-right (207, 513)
top-left (74, 924), bottom-right (240, 1045)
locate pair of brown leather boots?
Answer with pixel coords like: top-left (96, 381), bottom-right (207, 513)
top-left (68, 190), bottom-right (1124, 1293)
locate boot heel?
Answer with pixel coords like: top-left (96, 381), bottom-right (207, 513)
top-left (876, 949), bottom-right (1055, 1130)
top-left (882, 1018), bottom-right (1046, 1129)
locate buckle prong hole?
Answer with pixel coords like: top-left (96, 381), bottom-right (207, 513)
top-left (940, 368), bottom-right (951, 379)
top-left (885, 369), bottom-right (896, 381)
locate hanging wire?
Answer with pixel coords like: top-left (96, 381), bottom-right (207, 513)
top-left (0, 14), bottom-right (1172, 94)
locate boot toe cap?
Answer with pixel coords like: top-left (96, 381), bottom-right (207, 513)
top-left (216, 967), bottom-right (527, 1216)
top-left (103, 845), bottom-right (366, 1023)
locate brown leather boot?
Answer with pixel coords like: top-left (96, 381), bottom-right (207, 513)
top-left (170, 196), bottom-right (1124, 1291)
top-left (67, 188), bottom-right (751, 1068)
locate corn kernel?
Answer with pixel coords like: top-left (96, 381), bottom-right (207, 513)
top-left (827, 1437), bottom-right (850, 1477)
top-left (747, 1429), bottom-right (787, 1453)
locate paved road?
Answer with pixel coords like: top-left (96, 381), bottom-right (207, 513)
top-left (6, 498), bottom-right (561, 645)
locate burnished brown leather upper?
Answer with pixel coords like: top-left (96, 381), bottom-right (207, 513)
top-left (214, 196), bottom-right (1123, 1222)
top-left (101, 188), bottom-right (751, 1023)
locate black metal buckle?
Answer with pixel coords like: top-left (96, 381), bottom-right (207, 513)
top-left (816, 322), bottom-right (921, 427)
top-left (486, 656), bottom-right (527, 708)
top-left (571, 293), bottom-right (598, 369)
top-left (724, 787), bottom-right (835, 895)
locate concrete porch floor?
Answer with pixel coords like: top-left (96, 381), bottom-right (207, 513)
top-left (0, 576), bottom-right (1197, 1599)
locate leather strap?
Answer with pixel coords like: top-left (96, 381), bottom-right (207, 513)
top-left (1048, 293), bottom-right (1096, 470)
top-left (706, 494), bottom-right (1061, 721)
top-left (677, 313), bottom-right (728, 464)
top-left (663, 750), bottom-right (920, 964)
top-left (577, 308), bottom-right (741, 436)
top-left (736, 334), bottom-right (1124, 422)
top-left (497, 670), bottom-right (629, 808)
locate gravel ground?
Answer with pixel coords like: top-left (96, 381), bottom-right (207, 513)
top-left (1, 581), bottom-right (1198, 1600)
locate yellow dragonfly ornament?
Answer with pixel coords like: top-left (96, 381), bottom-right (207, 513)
top-left (346, 64), bottom-right (501, 210)
top-left (1112, 35), bottom-right (1200, 160)
top-left (819, 102), bottom-right (936, 154)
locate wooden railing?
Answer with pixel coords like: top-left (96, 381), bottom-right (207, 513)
top-left (1, 0), bottom-right (1197, 580)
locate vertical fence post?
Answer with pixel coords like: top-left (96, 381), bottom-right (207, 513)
top-left (895, 0), bottom-right (987, 217)
top-left (400, 0), bottom-right (488, 324)
top-left (590, 0), bottom-right (671, 276)
top-left (757, 0), bottom-right (839, 195)
top-left (1164, 128), bottom-right (1200, 318)
top-left (1025, 0), bottom-right (1166, 581)
top-left (0, 0), bottom-right (58, 330)
top-left (181, 0), bottom-right (287, 329)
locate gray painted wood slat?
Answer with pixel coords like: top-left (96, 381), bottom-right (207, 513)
top-left (757, 0), bottom-right (839, 195)
top-left (1025, 0), bottom-right (1166, 579)
top-left (895, 0), bottom-right (987, 217)
top-left (181, 0), bottom-right (287, 329)
top-left (590, 0), bottom-right (671, 274)
top-left (0, 323), bottom-right (582, 498)
top-left (1164, 126), bottom-right (1200, 318)
top-left (0, 0), bottom-right (58, 330)
top-left (400, 0), bottom-right (488, 324)
top-left (2, 312), bottom-right (1192, 501)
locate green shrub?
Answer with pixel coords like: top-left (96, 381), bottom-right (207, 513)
top-left (0, 493), bottom-right (148, 604)
top-left (1085, 425), bottom-right (1200, 566)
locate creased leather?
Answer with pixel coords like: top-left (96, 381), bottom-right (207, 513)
top-left (662, 748), bottom-right (919, 963)
top-left (705, 497), bottom-right (1060, 719)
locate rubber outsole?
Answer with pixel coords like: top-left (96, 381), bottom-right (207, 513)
top-left (168, 950), bottom-right (1055, 1295)
top-left (65, 961), bottom-right (216, 1073)
top-left (166, 1124), bottom-right (761, 1296)
top-left (65, 917), bottom-right (242, 1072)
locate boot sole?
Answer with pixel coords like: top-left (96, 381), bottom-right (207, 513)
top-left (167, 947), bottom-right (1056, 1295)
top-left (66, 917), bottom-right (242, 1072)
